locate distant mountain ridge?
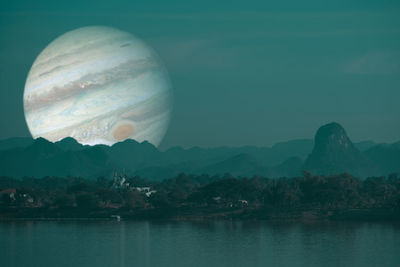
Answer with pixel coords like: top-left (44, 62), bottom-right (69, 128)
top-left (0, 123), bottom-right (398, 179)
top-left (199, 153), bottom-right (269, 177)
top-left (0, 137), bottom-right (34, 150)
top-left (364, 142), bottom-right (400, 175)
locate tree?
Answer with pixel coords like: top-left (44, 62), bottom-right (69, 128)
top-left (54, 193), bottom-right (75, 208)
top-left (125, 191), bottom-right (145, 209)
top-left (75, 192), bottom-right (99, 210)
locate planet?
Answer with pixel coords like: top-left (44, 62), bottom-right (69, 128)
top-left (23, 26), bottom-right (172, 147)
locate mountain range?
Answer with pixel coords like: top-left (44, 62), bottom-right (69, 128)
top-left (0, 122), bottom-right (398, 180)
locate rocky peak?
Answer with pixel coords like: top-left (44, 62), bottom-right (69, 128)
top-left (313, 122), bottom-right (354, 154)
top-left (303, 122), bottom-right (377, 177)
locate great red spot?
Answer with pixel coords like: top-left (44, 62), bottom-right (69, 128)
top-left (113, 124), bottom-right (134, 141)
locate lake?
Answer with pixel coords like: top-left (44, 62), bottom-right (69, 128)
top-left (1, 220), bottom-right (399, 267)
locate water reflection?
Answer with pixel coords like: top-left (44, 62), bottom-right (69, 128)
top-left (1, 220), bottom-right (399, 267)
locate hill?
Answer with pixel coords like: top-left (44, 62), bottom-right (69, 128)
top-left (303, 122), bottom-right (378, 177)
top-left (0, 123), bottom-right (398, 179)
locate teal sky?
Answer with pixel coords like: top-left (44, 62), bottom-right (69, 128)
top-left (0, 0), bottom-right (399, 149)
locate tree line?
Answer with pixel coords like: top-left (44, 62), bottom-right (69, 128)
top-left (1, 172), bottom-right (399, 220)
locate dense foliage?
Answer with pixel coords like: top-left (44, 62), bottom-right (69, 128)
top-left (1, 172), bottom-right (399, 220)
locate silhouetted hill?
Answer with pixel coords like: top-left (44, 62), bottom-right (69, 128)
top-left (0, 137), bottom-right (109, 177)
top-left (354, 140), bottom-right (377, 152)
top-left (303, 122), bottom-right (378, 177)
top-left (393, 141), bottom-right (400, 149)
top-left (0, 124), bottom-right (398, 179)
top-left (365, 142), bottom-right (400, 175)
top-left (26, 137), bottom-right (62, 156)
top-left (0, 137), bottom-right (33, 150)
top-left (270, 157), bottom-right (303, 177)
top-left (269, 139), bottom-right (313, 160)
top-left (108, 139), bottom-right (160, 169)
top-left (198, 153), bottom-right (268, 177)
top-left (55, 137), bottom-right (84, 151)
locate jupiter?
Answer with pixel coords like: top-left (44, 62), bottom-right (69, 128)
top-left (23, 26), bottom-right (172, 147)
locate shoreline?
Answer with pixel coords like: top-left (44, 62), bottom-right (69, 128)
top-left (1, 207), bottom-right (399, 222)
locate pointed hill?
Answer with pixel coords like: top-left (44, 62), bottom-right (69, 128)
top-left (303, 122), bottom-right (378, 177)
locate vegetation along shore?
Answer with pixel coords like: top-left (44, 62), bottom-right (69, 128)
top-left (1, 172), bottom-right (399, 221)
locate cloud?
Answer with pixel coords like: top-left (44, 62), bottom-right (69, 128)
top-left (343, 51), bottom-right (400, 75)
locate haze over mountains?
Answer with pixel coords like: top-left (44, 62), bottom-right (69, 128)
top-left (0, 122), bottom-right (398, 180)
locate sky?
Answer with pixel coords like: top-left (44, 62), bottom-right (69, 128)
top-left (0, 0), bottom-right (399, 149)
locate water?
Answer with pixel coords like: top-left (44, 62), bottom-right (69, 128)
top-left (1, 220), bottom-right (399, 267)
